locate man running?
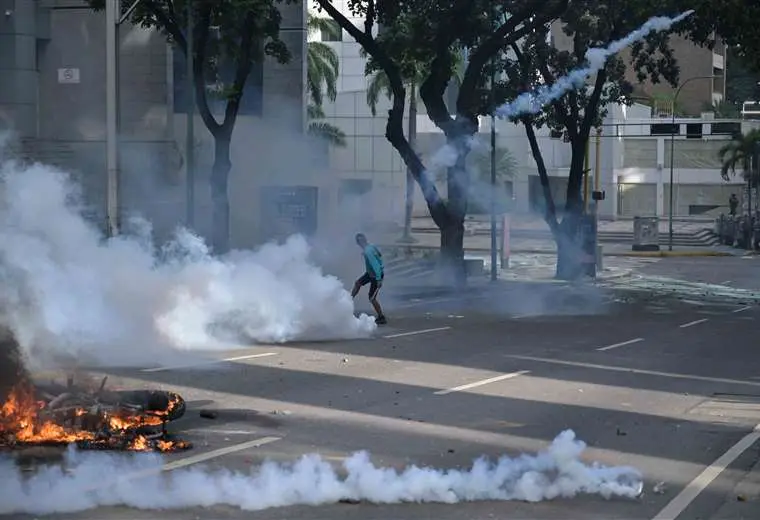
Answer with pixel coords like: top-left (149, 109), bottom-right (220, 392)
top-left (351, 233), bottom-right (387, 324)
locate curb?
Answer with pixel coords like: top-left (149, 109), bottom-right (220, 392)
top-left (505, 249), bottom-right (734, 257)
top-left (607, 250), bottom-right (735, 258)
top-left (383, 244), bottom-right (735, 259)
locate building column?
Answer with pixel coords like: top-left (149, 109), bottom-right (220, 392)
top-left (513, 174), bottom-right (530, 213)
top-left (656, 137), bottom-right (665, 216)
top-left (0, 1), bottom-right (41, 139)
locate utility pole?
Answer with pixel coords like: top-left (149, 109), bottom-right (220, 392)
top-left (489, 60), bottom-right (497, 282)
top-left (105, 0), bottom-right (119, 237)
top-left (488, 5), bottom-right (498, 282)
top-left (668, 75), bottom-right (718, 250)
top-left (185, 2), bottom-right (195, 228)
top-left (105, 0), bottom-right (146, 237)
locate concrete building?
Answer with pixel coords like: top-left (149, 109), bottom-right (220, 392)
top-left (0, 0), bottom-right (310, 248)
top-left (550, 26), bottom-right (727, 116)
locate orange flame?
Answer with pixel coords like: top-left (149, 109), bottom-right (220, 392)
top-left (0, 383), bottom-right (189, 452)
top-left (0, 384), bottom-right (94, 444)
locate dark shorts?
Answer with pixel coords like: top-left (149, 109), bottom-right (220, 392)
top-left (356, 272), bottom-right (383, 299)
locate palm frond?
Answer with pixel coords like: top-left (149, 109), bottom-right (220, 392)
top-left (308, 121), bottom-right (347, 147)
top-left (717, 129), bottom-right (760, 182)
top-left (307, 103), bottom-right (326, 120)
top-left (307, 14), bottom-right (340, 40)
top-left (366, 71), bottom-right (392, 116)
top-left (307, 40), bottom-right (339, 106)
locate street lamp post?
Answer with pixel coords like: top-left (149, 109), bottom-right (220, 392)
top-left (186, 2), bottom-right (195, 228)
top-left (489, 60), bottom-right (497, 282)
top-left (105, 0), bottom-right (146, 237)
top-left (667, 75), bottom-right (719, 251)
top-left (105, 0), bottom-right (119, 237)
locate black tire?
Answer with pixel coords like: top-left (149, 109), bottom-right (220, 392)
top-left (112, 390), bottom-right (186, 422)
top-left (32, 384), bottom-right (186, 423)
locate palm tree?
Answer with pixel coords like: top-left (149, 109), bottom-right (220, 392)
top-left (366, 68), bottom-right (421, 242)
top-left (719, 129), bottom-right (760, 219)
top-left (468, 146), bottom-right (518, 184)
top-left (364, 55), bottom-right (464, 242)
top-left (430, 145), bottom-right (518, 214)
top-left (306, 14), bottom-right (345, 147)
top-left (719, 129), bottom-right (760, 182)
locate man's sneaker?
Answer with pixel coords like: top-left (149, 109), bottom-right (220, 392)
top-left (375, 315), bottom-right (387, 325)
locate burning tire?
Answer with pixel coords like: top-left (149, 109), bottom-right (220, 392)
top-left (2, 380), bottom-right (191, 452)
top-left (109, 390), bottom-right (186, 422)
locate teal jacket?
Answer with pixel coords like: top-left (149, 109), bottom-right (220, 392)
top-left (363, 244), bottom-right (384, 280)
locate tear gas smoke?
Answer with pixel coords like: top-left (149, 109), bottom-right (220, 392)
top-left (495, 10), bottom-right (694, 120)
top-left (0, 429), bottom-right (643, 515)
top-left (430, 11), bottom-right (694, 171)
top-left (0, 157), bottom-right (375, 367)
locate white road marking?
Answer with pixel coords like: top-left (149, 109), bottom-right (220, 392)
top-left (652, 424), bottom-right (760, 520)
top-left (506, 355), bottom-right (760, 388)
top-left (732, 306), bottom-right (751, 313)
top-left (720, 280), bottom-right (732, 285)
top-left (141, 352), bottom-right (278, 373)
top-left (185, 428), bottom-right (260, 435)
top-left (395, 297), bottom-right (456, 308)
top-left (383, 326), bottom-right (451, 339)
top-left (434, 370), bottom-right (530, 395)
top-left (86, 436), bottom-right (282, 491)
top-left (679, 318), bottom-right (709, 328)
top-left (395, 294), bottom-right (492, 309)
top-left (162, 436), bottom-right (282, 471)
top-left (597, 337), bottom-right (644, 352)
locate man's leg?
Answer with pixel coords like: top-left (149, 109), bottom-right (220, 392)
top-left (368, 279), bottom-right (386, 324)
top-left (352, 273), bottom-right (370, 298)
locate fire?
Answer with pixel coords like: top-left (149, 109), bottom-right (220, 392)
top-left (0, 381), bottom-right (191, 452)
top-left (1, 384), bottom-right (94, 444)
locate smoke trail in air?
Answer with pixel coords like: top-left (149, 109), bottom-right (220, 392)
top-left (0, 430), bottom-right (643, 515)
top-left (495, 11), bottom-right (694, 119)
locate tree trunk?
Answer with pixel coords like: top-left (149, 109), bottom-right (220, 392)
top-left (211, 135), bottom-right (232, 254)
top-left (555, 145), bottom-right (586, 280)
top-left (439, 134), bottom-right (471, 287)
top-left (400, 84), bottom-right (417, 243)
top-left (555, 207), bottom-right (584, 280)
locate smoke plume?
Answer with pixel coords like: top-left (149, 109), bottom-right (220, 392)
top-left (495, 10), bottom-right (694, 119)
top-left (0, 430), bottom-right (642, 515)
top-left (0, 157), bottom-right (375, 367)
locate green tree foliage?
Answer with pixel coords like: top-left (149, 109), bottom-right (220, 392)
top-left (724, 49), bottom-right (760, 109)
top-left (314, 0), bottom-right (567, 284)
top-left (678, 0), bottom-right (760, 72)
top-left (307, 104), bottom-right (346, 146)
top-left (501, 1), bottom-right (685, 278)
top-left (719, 129), bottom-right (760, 184)
top-left (306, 14), bottom-right (346, 146)
top-left (86, 0), bottom-right (293, 253)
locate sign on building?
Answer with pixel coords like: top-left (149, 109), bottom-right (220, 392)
top-left (57, 68), bottom-right (80, 84)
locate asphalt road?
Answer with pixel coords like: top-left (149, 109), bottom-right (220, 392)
top-left (5, 278), bottom-right (760, 520)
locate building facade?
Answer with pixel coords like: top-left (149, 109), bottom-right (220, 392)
top-left (550, 25), bottom-right (726, 116)
top-left (0, 0), bottom-right (310, 248)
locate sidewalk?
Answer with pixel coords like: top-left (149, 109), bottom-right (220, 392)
top-left (382, 252), bottom-right (648, 301)
top-left (410, 215), bottom-right (714, 234)
top-left (377, 230), bottom-right (735, 257)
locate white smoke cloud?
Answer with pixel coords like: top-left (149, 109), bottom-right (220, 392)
top-left (0, 157), bottom-right (375, 367)
top-left (0, 430), bottom-right (643, 515)
top-left (495, 10), bottom-right (694, 119)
